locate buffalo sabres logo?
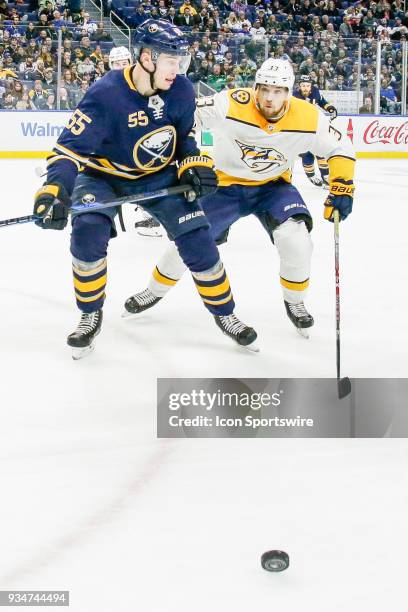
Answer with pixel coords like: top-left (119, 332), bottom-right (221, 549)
top-left (148, 24), bottom-right (158, 33)
top-left (133, 126), bottom-right (176, 171)
top-left (236, 140), bottom-right (286, 173)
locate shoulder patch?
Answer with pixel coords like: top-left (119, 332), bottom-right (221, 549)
top-left (231, 90), bottom-right (251, 104)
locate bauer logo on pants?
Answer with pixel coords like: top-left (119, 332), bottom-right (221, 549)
top-left (178, 211), bottom-right (204, 224)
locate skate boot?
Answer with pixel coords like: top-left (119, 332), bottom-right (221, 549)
top-left (284, 300), bottom-right (314, 339)
top-left (67, 309), bottom-right (103, 360)
top-left (122, 288), bottom-right (162, 317)
top-left (321, 176), bottom-right (329, 190)
top-left (214, 314), bottom-right (258, 352)
top-left (134, 211), bottom-right (162, 237)
top-left (307, 174), bottom-right (323, 187)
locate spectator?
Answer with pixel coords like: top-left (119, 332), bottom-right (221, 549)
top-left (224, 12), bottom-right (241, 31)
top-left (380, 77), bottom-right (398, 113)
top-left (179, 0), bottom-right (198, 16)
top-left (1, 92), bottom-right (16, 109)
top-left (359, 95), bottom-right (374, 113)
top-left (44, 92), bottom-right (55, 109)
top-left (77, 56), bottom-right (96, 78)
top-left (207, 63), bottom-right (226, 91)
top-left (176, 6), bottom-right (199, 26)
top-left (92, 22), bottom-right (113, 42)
top-left (339, 16), bottom-right (354, 37)
top-left (16, 92), bottom-right (35, 110)
top-left (42, 65), bottom-right (56, 90)
top-left (57, 86), bottom-right (72, 109)
top-left (28, 79), bottom-right (47, 108)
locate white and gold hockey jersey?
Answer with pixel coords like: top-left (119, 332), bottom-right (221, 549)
top-left (195, 88), bottom-right (355, 188)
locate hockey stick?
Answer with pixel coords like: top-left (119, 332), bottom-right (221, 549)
top-left (0, 184), bottom-right (195, 229)
top-left (334, 209), bottom-right (351, 399)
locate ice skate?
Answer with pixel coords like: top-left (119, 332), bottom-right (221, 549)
top-left (134, 210), bottom-right (162, 237)
top-left (67, 310), bottom-right (103, 360)
top-left (284, 300), bottom-right (314, 339)
top-left (122, 288), bottom-right (162, 318)
top-left (214, 314), bottom-right (259, 352)
top-left (307, 174), bottom-right (323, 187)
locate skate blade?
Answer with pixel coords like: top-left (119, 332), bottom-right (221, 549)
top-left (242, 341), bottom-right (260, 353)
top-left (136, 229), bottom-right (162, 238)
top-left (296, 327), bottom-right (310, 339)
top-left (121, 309), bottom-right (140, 319)
top-left (223, 335), bottom-right (260, 353)
top-left (71, 344), bottom-right (95, 360)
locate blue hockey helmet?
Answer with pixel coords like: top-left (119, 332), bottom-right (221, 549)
top-left (133, 19), bottom-right (191, 74)
top-left (299, 74), bottom-right (312, 84)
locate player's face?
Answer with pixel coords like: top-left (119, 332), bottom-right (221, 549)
top-left (154, 53), bottom-right (190, 89)
top-left (112, 59), bottom-right (130, 70)
top-left (256, 85), bottom-right (289, 120)
top-left (299, 82), bottom-right (311, 96)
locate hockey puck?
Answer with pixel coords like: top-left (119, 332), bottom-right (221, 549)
top-left (261, 550), bottom-right (289, 572)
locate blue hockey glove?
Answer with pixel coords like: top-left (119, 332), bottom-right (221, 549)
top-left (178, 155), bottom-right (218, 199)
top-left (34, 182), bottom-right (71, 230)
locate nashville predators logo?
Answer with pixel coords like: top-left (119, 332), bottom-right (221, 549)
top-left (133, 126), bottom-right (176, 171)
top-left (231, 90), bottom-right (250, 104)
top-left (236, 140), bottom-right (286, 173)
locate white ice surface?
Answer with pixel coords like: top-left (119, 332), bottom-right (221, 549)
top-left (0, 159), bottom-right (407, 611)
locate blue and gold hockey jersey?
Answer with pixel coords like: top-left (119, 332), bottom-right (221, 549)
top-left (292, 84), bottom-right (330, 111)
top-left (46, 66), bottom-right (199, 194)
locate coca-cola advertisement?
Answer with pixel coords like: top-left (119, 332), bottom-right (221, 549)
top-left (333, 115), bottom-right (408, 155)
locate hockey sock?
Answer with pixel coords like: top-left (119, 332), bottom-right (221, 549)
top-left (274, 219), bottom-right (312, 303)
top-left (72, 257), bottom-right (107, 313)
top-left (317, 157), bottom-right (329, 181)
top-left (192, 260), bottom-right (235, 316)
top-left (303, 162), bottom-right (316, 179)
top-left (148, 243), bottom-right (187, 298)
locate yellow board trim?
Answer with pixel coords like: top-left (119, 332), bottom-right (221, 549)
top-left (153, 267), bottom-right (177, 286)
top-left (195, 278), bottom-right (230, 297)
top-left (280, 277), bottom-right (310, 291)
top-left (356, 152), bottom-right (408, 158)
top-left (73, 275), bottom-right (107, 293)
top-left (0, 151), bottom-right (51, 158)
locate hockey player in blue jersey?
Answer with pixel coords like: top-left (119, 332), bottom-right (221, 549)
top-left (293, 75), bottom-right (338, 188)
top-left (33, 19), bottom-right (257, 358)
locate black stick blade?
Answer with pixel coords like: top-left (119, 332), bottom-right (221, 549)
top-left (338, 377), bottom-right (352, 399)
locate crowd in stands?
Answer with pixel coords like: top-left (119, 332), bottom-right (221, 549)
top-left (0, 0), bottom-right (115, 109)
top-left (1, 0), bottom-right (407, 113)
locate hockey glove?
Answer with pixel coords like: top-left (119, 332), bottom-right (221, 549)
top-left (324, 178), bottom-right (354, 222)
top-left (326, 104), bottom-right (338, 120)
top-left (178, 155), bottom-right (218, 200)
top-left (34, 182), bottom-right (70, 230)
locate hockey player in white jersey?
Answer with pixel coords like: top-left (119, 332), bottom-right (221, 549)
top-left (124, 59), bottom-right (355, 337)
top-left (108, 46), bottom-right (132, 70)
